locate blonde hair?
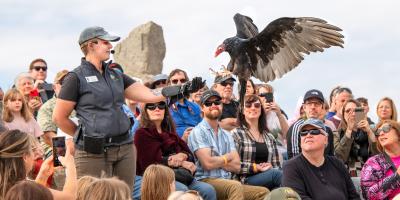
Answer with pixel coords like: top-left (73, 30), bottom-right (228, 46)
top-left (377, 97), bottom-right (398, 121)
top-left (141, 164), bottom-right (175, 200)
top-left (375, 120), bottom-right (400, 153)
top-left (81, 177), bottom-right (131, 200)
top-left (80, 38), bottom-right (98, 56)
top-left (0, 130), bottom-right (35, 199)
top-left (2, 89), bottom-right (32, 123)
top-left (77, 176), bottom-right (98, 200)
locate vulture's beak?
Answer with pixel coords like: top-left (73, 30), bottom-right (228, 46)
top-left (214, 44), bottom-right (225, 57)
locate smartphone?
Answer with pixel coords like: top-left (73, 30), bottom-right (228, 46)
top-left (52, 136), bottom-right (66, 167)
top-left (354, 107), bottom-right (365, 125)
top-left (264, 93), bottom-right (274, 103)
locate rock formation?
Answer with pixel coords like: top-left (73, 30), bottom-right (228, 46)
top-left (113, 21), bottom-right (165, 82)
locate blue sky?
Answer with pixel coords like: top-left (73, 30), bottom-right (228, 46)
top-left (1, 0), bottom-right (399, 121)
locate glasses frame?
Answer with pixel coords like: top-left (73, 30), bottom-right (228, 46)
top-left (33, 66), bottom-right (48, 72)
top-left (204, 100), bottom-right (222, 107)
top-left (300, 129), bottom-right (324, 137)
top-left (145, 102), bottom-right (167, 110)
top-left (375, 124), bottom-right (392, 136)
top-left (171, 79), bottom-right (187, 84)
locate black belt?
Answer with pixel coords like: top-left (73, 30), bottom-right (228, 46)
top-left (104, 131), bottom-right (130, 144)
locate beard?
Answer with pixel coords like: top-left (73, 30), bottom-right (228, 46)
top-left (205, 109), bottom-right (221, 120)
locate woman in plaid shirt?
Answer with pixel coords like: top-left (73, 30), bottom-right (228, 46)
top-left (232, 94), bottom-right (282, 190)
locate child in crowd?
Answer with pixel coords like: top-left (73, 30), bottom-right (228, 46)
top-left (2, 88), bottom-right (43, 137)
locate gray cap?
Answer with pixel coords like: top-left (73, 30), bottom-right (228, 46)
top-left (152, 74), bottom-right (168, 82)
top-left (78, 26), bottom-right (120, 45)
top-left (214, 75), bottom-right (236, 84)
top-left (300, 118), bottom-right (327, 135)
top-left (200, 90), bottom-right (221, 104)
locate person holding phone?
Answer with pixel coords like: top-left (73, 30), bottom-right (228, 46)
top-left (335, 99), bottom-right (377, 177)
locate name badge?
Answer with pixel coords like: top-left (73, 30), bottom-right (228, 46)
top-left (85, 76), bottom-right (98, 83)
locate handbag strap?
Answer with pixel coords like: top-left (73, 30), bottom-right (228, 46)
top-left (383, 152), bottom-right (398, 172)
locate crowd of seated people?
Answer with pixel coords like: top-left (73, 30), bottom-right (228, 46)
top-left (2, 26), bottom-right (400, 200)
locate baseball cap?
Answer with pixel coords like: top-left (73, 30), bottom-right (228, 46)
top-left (152, 74), bottom-right (168, 83)
top-left (303, 89), bottom-right (324, 103)
top-left (78, 26), bottom-right (120, 45)
top-left (300, 118), bottom-right (327, 135)
top-left (214, 74), bottom-right (236, 84)
top-left (264, 187), bottom-right (301, 200)
top-left (54, 70), bottom-right (69, 84)
top-left (200, 90), bottom-right (221, 104)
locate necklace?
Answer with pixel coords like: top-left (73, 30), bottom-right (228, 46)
top-left (248, 128), bottom-right (264, 143)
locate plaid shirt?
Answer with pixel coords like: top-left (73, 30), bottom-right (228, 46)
top-left (231, 126), bottom-right (281, 183)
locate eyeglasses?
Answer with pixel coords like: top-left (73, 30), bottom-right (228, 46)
top-left (33, 66), bottom-right (47, 71)
top-left (300, 129), bottom-right (324, 137)
top-left (171, 79), bottom-right (187, 84)
top-left (204, 100), bottom-right (222, 107)
top-left (145, 102), bottom-right (166, 110)
top-left (91, 40), bottom-right (110, 46)
top-left (375, 124), bottom-right (392, 136)
top-left (344, 108), bottom-right (355, 114)
top-left (220, 81), bottom-right (234, 87)
top-left (244, 102), bottom-right (261, 108)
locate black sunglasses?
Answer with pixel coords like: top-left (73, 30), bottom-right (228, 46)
top-left (171, 79), bottom-right (187, 84)
top-left (145, 102), bottom-right (166, 110)
top-left (220, 81), bottom-right (234, 87)
top-left (244, 102), bottom-right (261, 108)
top-left (375, 124), bottom-right (392, 136)
top-left (204, 100), bottom-right (222, 107)
top-left (33, 66), bottom-right (47, 71)
top-left (300, 129), bottom-right (324, 137)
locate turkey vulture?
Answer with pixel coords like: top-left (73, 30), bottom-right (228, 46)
top-left (215, 13), bottom-right (344, 106)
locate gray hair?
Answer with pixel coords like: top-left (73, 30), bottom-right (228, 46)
top-left (14, 72), bottom-right (34, 90)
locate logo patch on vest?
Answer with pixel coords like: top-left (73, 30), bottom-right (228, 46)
top-left (85, 76), bottom-right (98, 83)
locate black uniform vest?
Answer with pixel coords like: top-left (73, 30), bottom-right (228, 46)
top-left (72, 59), bottom-right (131, 147)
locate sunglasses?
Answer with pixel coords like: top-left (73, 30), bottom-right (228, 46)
top-left (244, 102), bottom-right (261, 108)
top-left (154, 80), bottom-right (166, 86)
top-left (145, 102), bottom-right (166, 110)
top-left (220, 81), bottom-right (234, 87)
top-left (300, 129), bottom-right (324, 137)
top-left (375, 124), bottom-right (392, 136)
top-left (204, 100), bottom-right (222, 107)
top-left (33, 66), bottom-right (47, 71)
top-left (171, 79), bottom-right (187, 84)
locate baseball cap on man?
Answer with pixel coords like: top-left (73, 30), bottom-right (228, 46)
top-left (299, 118), bottom-right (328, 136)
top-left (303, 89), bottom-right (324, 103)
top-left (200, 90), bottom-right (221, 105)
top-left (78, 26), bottom-right (120, 45)
top-left (214, 74), bottom-right (236, 84)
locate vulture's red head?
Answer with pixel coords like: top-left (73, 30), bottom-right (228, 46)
top-left (214, 44), bottom-right (225, 57)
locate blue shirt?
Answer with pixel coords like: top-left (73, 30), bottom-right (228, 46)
top-left (170, 99), bottom-right (202, 137)
top-left (121, 104), bottom-right (140, 138)
top-left (188, 119), bottom-right (237, 180)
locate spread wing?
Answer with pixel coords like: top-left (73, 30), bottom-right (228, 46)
top-left (247, 17), bottom-right (344, 82)
top-left (234, 13), bottom-right (259, 39)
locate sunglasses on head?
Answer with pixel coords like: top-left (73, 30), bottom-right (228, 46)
top-left (33, 66), bottom-right (47, 72)
top-left (171, 79), bottom-right (187, 84)
top-left (244, 102), bottom-right (261, 108)
top-left (145, 102), bottom-right (166, 110)
top-left (300, 129), bottom-right (324, 137)
top-left (220, 81), bottom-right (234, 87)
top-left (375, 124), bottom-right (392, 136)
top-left (204, 100), bottom-right (222, 107)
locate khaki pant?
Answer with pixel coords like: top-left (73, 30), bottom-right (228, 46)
top-left (75, 143), bottom-right (136, 189)
top-left (201, 178), bottom-right (268, 200)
